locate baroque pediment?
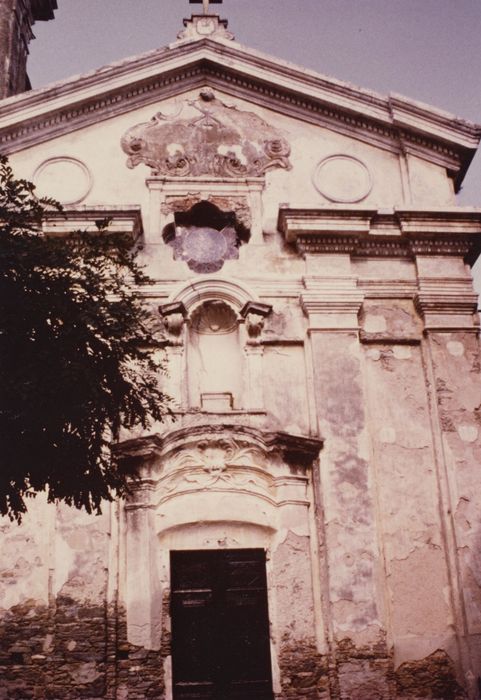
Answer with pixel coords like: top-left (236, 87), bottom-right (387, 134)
top-left (0, 37), bottom-right (478, 190)
top-left (115, 425), bottom-right (323, 513)
top-left (121, 89), bottom-right (291, 177)
top-left (115, 425), bottom-right (322, 473)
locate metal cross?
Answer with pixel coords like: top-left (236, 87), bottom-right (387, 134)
top-left (189, 0), bottom-right (223, 15)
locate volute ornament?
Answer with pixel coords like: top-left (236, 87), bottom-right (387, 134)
top-left (240, 301), bottom-right (272, 338)
top-left (158, 301), bottom-right (187, 337)
top-left (121, 90), bottom-right (291, 177)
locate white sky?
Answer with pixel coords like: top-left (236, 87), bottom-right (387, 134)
top-left (27, 0), bottom-right (481, 284)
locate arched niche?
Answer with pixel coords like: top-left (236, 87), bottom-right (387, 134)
top-left (167, 275), bottom-right (259, 312)
top-left (159, 278), bottom-right (272, 412)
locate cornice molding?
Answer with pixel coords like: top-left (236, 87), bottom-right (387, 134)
top-left (0, 40), bottom-right (477, 189)
top-left (301, 275), bottom-right (364, 330)
top-left (414, 293), bottom-right (478, 317)
top-left (279, 207), bottom-right (481, 266)
top-left (41, 205), bottom-right (143, 239)
top-left (115, 424), bottom-right (323, 473)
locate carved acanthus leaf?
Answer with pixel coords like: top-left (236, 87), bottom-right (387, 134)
top-left (168, 438), bottom-right (261, 474)
top-left (159, 467), bottom-right (269, 497)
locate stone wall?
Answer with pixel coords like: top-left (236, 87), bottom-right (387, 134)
top-left (0, 0), bottom-right (57, 98)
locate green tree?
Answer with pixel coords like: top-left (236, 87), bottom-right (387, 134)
top-left (0, 156), bottom-right (170, 521)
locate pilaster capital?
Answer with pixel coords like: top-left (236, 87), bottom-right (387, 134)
top-left (244, 342), bottom-right (265, 356)
top-left (240, 301), bottom-right (272, 338)
top-left (414, 274), bottom-right (479, 330)
top-left (301, 277), bottom-right (364, 330)
top-left (158, 301), bottom-right (187, 337)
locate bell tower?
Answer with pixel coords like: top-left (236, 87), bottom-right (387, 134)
top-left (0, 0), bottom-right (57, 98)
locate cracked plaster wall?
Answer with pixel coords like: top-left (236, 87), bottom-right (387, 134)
top-left (428, 331), bottom-right (481, 676)
top-left (364, 341), bottom-right (454, 659)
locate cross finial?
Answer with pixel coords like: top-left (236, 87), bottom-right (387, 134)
top-left (189, 0), bottom-right (223, 15)
top-left (181, 0), bottom-right (233, 42)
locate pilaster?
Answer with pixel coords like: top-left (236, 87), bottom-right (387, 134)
top-left (414, 256), bottom-right (479, 331)
top-left (243, 343), bottom-right (265, 410)
top-left (300, 260), bottom-right (391, 696)
top-left (412, 253), bottom-right (481, 693)
top-left (123, 478), bottom-right (163, 651)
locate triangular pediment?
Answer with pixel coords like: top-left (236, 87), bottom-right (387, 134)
top-left (0, 32), bottom-right (479, 190)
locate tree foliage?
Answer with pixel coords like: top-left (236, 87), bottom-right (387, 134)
top-left (0, 156), bottom-right (170, 521)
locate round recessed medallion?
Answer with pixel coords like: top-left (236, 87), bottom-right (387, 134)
top-left (33, 157), bottom-right (92, 205)
top-left (183, 227), bottom-right (229, 264)
top-left (169, 224), bottom-right (239, 273)
top-left (313, 154), bottom-right (372, 203)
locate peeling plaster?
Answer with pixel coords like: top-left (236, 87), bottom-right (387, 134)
top-left (457, 424), bottom-right (478, 443)
top-left (447, 340), bottom-right (465, 357)
top-left (389, 547), bottom-right (451, 637)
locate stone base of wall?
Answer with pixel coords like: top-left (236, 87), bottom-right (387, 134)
top-left (0, 604), bottom-right (467, 699)
top-left (0, 600), bottom-right (164, 700)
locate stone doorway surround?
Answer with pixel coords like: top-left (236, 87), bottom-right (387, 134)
top-left (115, 425), bottom-right (324, 699)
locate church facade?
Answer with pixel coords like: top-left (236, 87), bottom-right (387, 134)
top-left (1, 9), bottom-right (481, 700)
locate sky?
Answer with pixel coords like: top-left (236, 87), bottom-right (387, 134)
top-left (27, 0), bottom-right (481, 279)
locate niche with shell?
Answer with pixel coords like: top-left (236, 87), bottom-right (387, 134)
top-left (187, 300), bottom-right (242, 411)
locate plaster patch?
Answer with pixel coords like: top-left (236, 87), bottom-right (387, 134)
top-left (364, 315), bottom-right (387, 333)
top-left (379, 426), bottom-right (396, 444)
top-left (393, 345), bottom-right (412, 360)
top-left (457, 424), bottom-right (478, 443)
top-left (390, 547), bottom-right (449, 636)
top-left (166, 142), bottom-right (184, 156)
top-left (53, 534), bottom-right (76, 596)
top-left (217, 143), bottom-right (247, 163)
top-left (366, 348), bottom-right (381, 361)
top-left (447, 340), bottom-right (465, 356)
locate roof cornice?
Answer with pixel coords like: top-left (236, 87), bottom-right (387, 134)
top-left (0, 38), bottom-right (479, 189)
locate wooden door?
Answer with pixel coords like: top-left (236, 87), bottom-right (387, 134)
top-left (170, 549), bottom-right (273, 700)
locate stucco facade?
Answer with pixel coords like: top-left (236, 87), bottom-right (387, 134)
top-left (1, 11), bottom-right (481, 700)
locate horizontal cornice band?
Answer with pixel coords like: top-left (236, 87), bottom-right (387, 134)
top-left (278, 207), bottom-right (481, 265)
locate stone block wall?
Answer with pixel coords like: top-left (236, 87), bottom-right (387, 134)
top-left (0, 0), bottom-right (57, 98)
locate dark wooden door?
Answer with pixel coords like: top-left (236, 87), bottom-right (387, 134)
top-left (170, 549), bottom-right (273, 700)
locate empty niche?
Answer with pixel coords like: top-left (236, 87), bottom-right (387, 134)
top-left (163, 201), bottom-right (250, 273)
top-left (187, 300), bottom-right (242, 411)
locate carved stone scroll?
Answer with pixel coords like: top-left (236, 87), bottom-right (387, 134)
top-left (158, 301), bottom-right (187, 336)
top-left (121, 89), bottom-right (291, 177)
top-left (240, 301), bottom-right (272, 337)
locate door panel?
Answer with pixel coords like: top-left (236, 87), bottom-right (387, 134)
top-left (171, 549), bottom-right (273, 700)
